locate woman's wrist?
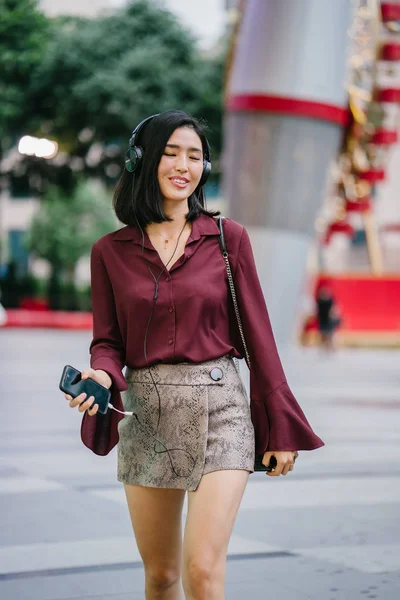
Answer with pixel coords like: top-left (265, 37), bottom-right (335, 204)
top-left (95, 369), bottom-right (112, 389)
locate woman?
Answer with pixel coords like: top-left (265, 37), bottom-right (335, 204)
top-left (64, 110), bottom-right (323, 600)
top-left (316, 284), bottom-right (342, 351)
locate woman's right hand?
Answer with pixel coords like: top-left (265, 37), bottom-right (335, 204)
top-left (64, 368), bottom-right (112, 417)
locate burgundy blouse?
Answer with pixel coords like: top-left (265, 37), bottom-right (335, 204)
top-left (81, 213), bottom-right (324, 455)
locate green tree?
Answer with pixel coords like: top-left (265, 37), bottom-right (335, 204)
top-left (0, 0), bottom-right (49, 150)
top-left (193, 51), bottom-right (226, 167)
top-left (27, 181), bottom-right (116, 308)
top-left (16, 0), bottom-right (225, 192)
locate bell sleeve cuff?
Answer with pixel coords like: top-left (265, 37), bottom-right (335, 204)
top-left (91, 356), bottom-right (128, 393)
top-left (251, 381), bottom-right (324, 454)
top-left (80, 359), bottom-right (128, 456)
top-left (80, 241), bottom-right (129, 456)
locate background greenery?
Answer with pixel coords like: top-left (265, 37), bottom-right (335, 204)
top-left (0, 0), bottom-right (227, 309)
top-left (2, 0), bottom-right (225, 194)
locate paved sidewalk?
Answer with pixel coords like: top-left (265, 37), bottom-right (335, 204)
top-left (0, 329), bottom-right (399, 599)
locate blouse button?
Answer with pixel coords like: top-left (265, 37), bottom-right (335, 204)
top-left (165, 276), bottom-right (171, 282)
top-left (168, 306), bottom-right (173, 313)
top-left (168, 339), bottom-right (173, 345)
top-left (210, 367), bottom-right (223, 381)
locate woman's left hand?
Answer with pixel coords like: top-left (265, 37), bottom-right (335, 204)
top-left (262, 450), bottom-right (298, 476)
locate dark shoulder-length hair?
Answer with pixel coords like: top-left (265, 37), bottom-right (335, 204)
top-left (113, 109), bottom-right (220, 228)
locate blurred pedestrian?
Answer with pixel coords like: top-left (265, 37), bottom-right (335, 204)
top-left (316, 284), bottom-right (342, 351)
top-left (0, 261), bottom-right (20, 308)
top-left (63, 110), bottom-right (324, 599)
top-left (0, 287), bottom-right (7, 327)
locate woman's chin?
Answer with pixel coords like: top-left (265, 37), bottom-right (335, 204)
top-left (162, 188), bottom-right (193, 202)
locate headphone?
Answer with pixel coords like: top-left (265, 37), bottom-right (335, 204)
top-left (124, 113), bottom-right (212, 186)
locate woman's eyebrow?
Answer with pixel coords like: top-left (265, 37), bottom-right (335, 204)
top-left (165, 143), bottom-right (202, 153)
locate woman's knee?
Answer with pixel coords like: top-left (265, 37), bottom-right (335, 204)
top-left (183, 556), bottom-right (224, 596)
top-left (145, 564), bottom-right (181, 590)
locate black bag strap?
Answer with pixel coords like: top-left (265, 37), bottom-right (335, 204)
top-left (217, 216), bottom-right (251, 369)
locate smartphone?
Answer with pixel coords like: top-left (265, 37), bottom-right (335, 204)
top-left (254, 454), bottom-right (277, 472)
top-left (59, 365), bottom-right (111, 415)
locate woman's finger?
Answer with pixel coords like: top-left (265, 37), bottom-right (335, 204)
top-left (65, 394), bottom-right (72, 401)
top-left (268, 460), bottom-right (285, 477)
top-left (81, 368), bottom-right (96, 380)
top-left (263, 452), bottom-right (276, 477)
top-left (78, 396), bottom-right (95, 413)
top-left (281, 462), bottom-right (292, 476)
top-left (87, 403), bottom-right (99, 417)
top-left (69, 393), bottom-right (87, 408)
top-left (262, 452), bottom-right (274, 468)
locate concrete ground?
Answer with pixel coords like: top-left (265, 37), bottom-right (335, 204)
top-left (0, 329), bottom-right (399, 599)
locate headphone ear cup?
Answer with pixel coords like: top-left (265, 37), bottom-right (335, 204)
top-left (199, 160), bottom-right (211, 187)
top-left (125, 146), bottom-right (143, 173)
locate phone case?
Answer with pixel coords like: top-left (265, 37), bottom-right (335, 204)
top-left (254, 454), bottom-right (277, 472)
top-left (59, 365), bottom-right (111, 414)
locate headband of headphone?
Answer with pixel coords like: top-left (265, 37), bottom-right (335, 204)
top-left (124, 113), bottom-right (211, 186)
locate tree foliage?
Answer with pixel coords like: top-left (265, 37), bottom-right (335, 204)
top-left (0, 0), bottom-right (49, 147)
top-left (28, 180), bottom-right (116, 273)
top-left (15, 0), bottom-right (226, 192)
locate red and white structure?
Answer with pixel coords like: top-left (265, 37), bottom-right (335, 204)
top-left (223, 0), bottom-right (353, 343)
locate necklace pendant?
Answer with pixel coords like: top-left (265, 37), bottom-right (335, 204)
top-left (164, 239), bottom-right (168, 250)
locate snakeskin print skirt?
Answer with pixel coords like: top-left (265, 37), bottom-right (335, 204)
top-left (117, 355), bottom-right (255, 491)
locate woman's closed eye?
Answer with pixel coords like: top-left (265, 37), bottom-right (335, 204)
top-left (163, 152), bottom-right (201, 161)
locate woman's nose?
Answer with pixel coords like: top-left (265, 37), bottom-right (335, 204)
top-left (175, 155), bottom-right (188, 172)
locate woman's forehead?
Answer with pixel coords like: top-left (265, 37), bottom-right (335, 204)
top-left (167, 126), bottom-right (202, 149)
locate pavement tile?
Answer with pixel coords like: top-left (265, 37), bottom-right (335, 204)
top-left (0, 537), bottom-right (139, 576)
top-left (0, 476), bottom-right (66, 495)
top-left (0, 490), bottom-right (132, 547)
top-left (0, 535), bottom-right (284, 576)
top-left (1, 332), bottom-right (399, 599)
top-left (294, 543), bottom-right (400, 574)
top-left (226, 555), bottom-right (400, 599)
top-left (233, 502), bottom-right (400, 550)
top-left (240, 476), bottom-right (400, 509)
top-left (0, 465), bottom-right (24, 477)
top-left (0, 568), bottom-right (143, 600)
top-left (3, 556), bottom-right (399, 600)
top-left (0, 449), bottom-right (118, 480)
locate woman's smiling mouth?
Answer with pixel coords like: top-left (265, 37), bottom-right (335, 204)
top-left (169, 177), bottom-right (190, 188)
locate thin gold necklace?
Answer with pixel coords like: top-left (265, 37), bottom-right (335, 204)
top-left (149, 222), bottom-right (188, 250)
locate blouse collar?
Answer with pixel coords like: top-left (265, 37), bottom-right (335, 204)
top-left (113, 213), bottom-right (220, 246)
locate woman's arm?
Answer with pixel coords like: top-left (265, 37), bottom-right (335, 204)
top-left (81, 241), bottom-right (128, 455)
top-left (89, 242), bottom-right (127, 388)
top-left (233, 226), bottom-right (324, 455)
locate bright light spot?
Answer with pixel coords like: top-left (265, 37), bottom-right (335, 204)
top-left (18, 136), bottom-right (37, 156)
top-left (18, 136), bottom-right (58, 159)
top-left (35, 138), bottom-right (58, 158)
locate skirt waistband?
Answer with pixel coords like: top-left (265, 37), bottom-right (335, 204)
top-left (125, 354), bottom-right (237, 386)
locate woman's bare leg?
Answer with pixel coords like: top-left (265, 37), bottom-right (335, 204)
top-left (182, 470), bottom-right (249, 600)
top-left (124, 484), bottom-right (186, 599)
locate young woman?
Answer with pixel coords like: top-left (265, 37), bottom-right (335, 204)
top-left (64, 110), bottom-right (323, 600)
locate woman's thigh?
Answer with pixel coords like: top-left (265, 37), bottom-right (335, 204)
top-left (124, 484), bottom-right (186, 569)
top-left (183, 469), bottom-right (249, 565)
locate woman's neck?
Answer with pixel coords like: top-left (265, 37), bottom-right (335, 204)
top-left (147, 201), bottom-right (190, 236)
top-left (162, 199), bottom-right (189, 222)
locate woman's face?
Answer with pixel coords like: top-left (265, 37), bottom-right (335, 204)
top-left (157, 126), bottom-right (204, 203)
